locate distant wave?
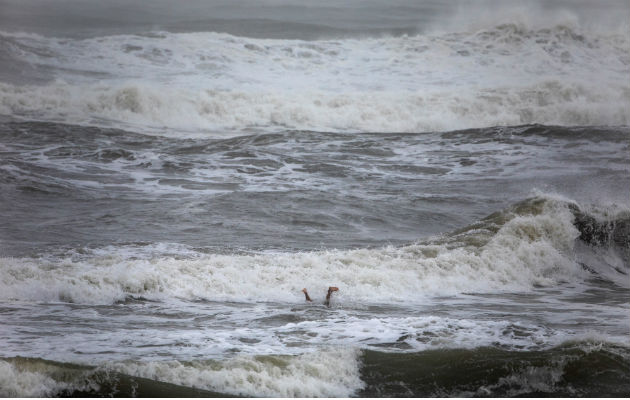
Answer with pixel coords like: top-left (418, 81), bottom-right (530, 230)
top-left (0, 22), bottom-right (628, 135)
top-left (1, 80), bottom-right (628, 136)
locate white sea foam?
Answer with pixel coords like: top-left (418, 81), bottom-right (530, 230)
top-left (275, 314), bottom-right (571, 351)
top-left (0, 348), bottom-right (363, 397)
top-left (1, 80), bottom-right (627, 136)
top-left (1, 20), bottom-right (628, 135)
top-left (0, 359), bottom-right (97, 397)
top-left (0, 360), bottom-right (60, 397)
top-left (105, 347), bottom-right (364, 397)
top-left (0, 197), bottom-right (584, 305)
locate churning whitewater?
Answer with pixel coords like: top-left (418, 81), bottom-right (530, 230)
top-left (0, 197), bottom-right (616, 305)
top-left (1, 20), bottom-right (629, 135)
top-left (0, 0), bottom-right (629, 397)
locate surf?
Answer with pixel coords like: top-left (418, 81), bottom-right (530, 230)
top-left (1, 195), bottom-right (626, 306)
top-left (3, 340), bottom-right (629, 397)
top-left (1, 18), bottom-right (628, 136)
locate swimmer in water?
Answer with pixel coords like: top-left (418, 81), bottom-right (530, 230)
top-left (302, 286), bottom-right (339, 307)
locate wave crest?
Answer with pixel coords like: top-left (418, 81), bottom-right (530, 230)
top-left (1, 21), bottom-right (628, 135)
top-left (0, 197), bottom-right (602, 305)
top-left (1, 80), bottom-right (628, 136)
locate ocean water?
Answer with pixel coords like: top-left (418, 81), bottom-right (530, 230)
top-left (1, 0), bottom-right (629, 397)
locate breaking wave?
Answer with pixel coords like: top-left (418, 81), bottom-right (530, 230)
top-left (1, 196), bottom-right (626, 305)
top-left (1, 21), bottom-right (628, 135)
top-left (1, 80), bottom-right (627, 136)
top-left (2, 341), bottom-right (629, 397)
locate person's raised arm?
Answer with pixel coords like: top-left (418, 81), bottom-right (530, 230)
top-left (324, 286), bottom-right (338, 307)
top-left (302, 288), bottom-right (313, 302)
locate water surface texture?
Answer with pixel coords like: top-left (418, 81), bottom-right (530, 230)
top-left (0, 0), bottom-right (629, 397)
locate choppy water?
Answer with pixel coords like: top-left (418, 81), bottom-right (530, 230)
top-left (1, 0), bottom-right (629, 397)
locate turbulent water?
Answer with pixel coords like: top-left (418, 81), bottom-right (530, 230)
top-left (1, 0), bottom-right (629, 397)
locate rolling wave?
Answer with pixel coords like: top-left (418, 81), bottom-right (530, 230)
top-left (2, 341), bottom-right (628, 397)
top-left (1, 196), bottom-right (626, 305)
top-left (1, 21), bottom-right (628, 135)
top-left (1, 80), bottom-right (627, 136)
